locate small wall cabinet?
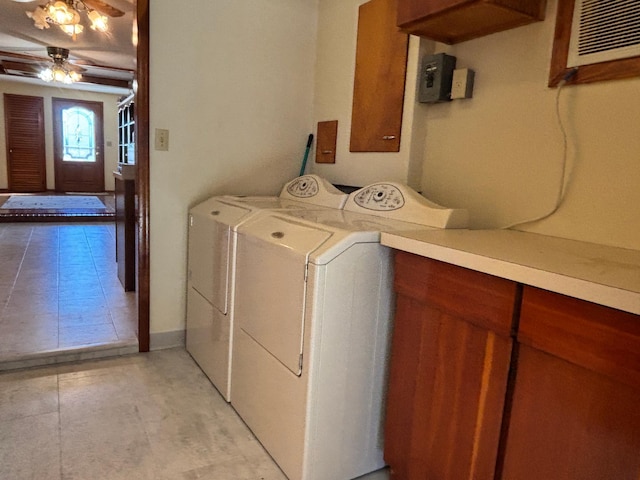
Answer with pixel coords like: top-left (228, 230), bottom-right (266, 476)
top-left (385, 251), bottom-right (640, 480)
top-left (396, 0), bottom-right (547, 44)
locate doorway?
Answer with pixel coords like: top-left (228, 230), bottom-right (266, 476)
top-left (53, 98), bottom-right (105, 193)
top-left (0, 2), bottom-right (150, 366)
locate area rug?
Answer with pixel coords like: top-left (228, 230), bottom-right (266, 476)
top-left (1, 195), bottom-right (106, 210)
top-left (0, 194), bottom-right (115, 222)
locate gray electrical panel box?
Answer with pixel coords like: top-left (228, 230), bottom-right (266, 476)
top-left (418, 53), bottom-right (457, 103)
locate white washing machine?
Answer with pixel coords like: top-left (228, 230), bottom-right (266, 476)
top-left (230, 182), bottom-right (468, 480)
top-left (186, 175), bottom-right (348, 401)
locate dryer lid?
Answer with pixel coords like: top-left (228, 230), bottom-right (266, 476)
top-left (190, 198), bottom-right (253, 227)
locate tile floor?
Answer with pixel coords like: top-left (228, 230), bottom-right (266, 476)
top-left (0, 222), bottom-right (138, 370)
top-left (0, 348), bottom-right (390, 480)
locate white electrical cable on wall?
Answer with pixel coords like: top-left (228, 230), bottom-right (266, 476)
top-left (501, 69), bottom-right (578, 230)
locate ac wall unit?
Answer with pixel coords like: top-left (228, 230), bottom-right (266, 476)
top-left (567, 0), bottom-right (640, 67)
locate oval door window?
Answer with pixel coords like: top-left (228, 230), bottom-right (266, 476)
top-left (62, 106), bottom-right (96, 162)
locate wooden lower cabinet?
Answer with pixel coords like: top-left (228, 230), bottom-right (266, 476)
top-left (115, 175), bottom-right (136, 291)
top-left (501, 287), bottom-right (640, 480)
top-left (385, 253), bottom-right (640, 480)
top-left (384, 252), bottom-right (518, 479)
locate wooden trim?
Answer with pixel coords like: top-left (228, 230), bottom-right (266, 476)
top-left (549, 0), bottom-right (640, 87)
top-left (136, 0), bottom-right (150, 352)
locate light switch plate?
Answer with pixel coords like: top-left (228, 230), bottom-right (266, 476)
top-left (155, 128), bottom-right (169, 151)
top-left (451, 68), bottom-right (475, 99)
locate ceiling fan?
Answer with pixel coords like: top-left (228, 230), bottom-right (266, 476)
top-left (39, 45), bottom-right (84, 83)
top-left (17, 0), bottom-right (125, 39)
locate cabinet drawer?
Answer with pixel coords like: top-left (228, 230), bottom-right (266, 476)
top-left (394, 251), bottom-right (518, 336)
top-left (519, 286), bottom-right (640, 389)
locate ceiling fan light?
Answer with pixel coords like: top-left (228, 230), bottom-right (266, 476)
top-left (87, 10), bottom-right (109, 32)
top-left (59, 23), bottom-right (84, 36)
top-left (26, 6), bottom-right (51, 29)
top-left (40, 47), bottom-right (82, 85)
top-left (46, 1), bottom-right (80, 25)
top-left (39, 68), bottom-right (55, 82)
top-left (52, 65), bottom-right (69, 82)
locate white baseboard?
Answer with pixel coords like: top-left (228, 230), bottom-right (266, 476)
top-left (150, 329), bottom-right (185, 351)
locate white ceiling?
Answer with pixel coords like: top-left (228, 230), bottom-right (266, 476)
top-left (0, 0), bottom-right (136, 94)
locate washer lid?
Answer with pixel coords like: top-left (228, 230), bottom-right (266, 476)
top-left (236, 213), bottom-right (333, 258)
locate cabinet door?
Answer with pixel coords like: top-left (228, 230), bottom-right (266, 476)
top-left (502, 287), bottom-right (640, 479)
top-left (384, 252), bottom-right (518, 479)
top-left (350, 0), bottom-right (408, 152)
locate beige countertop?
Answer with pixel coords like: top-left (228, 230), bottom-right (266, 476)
top-left (380, 229), bottom-right (640, 316)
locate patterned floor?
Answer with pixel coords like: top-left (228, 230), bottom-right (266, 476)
top-left (0, 222), bottom-right (138, 371)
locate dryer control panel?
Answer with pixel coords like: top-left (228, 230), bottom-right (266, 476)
top-left (286, 176), bottom-right (320, 198)
top-left (279, 174), bottom-right (348, 209)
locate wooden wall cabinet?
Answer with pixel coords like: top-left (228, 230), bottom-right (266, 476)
top-left (385, 252), bottom-right (640, 480)
top-left (350, 0), bottom-right (408, 152)
top-left (396, 0), bottom-right (547, 44)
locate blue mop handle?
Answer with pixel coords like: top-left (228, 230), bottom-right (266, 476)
top-left (299, 134), bottom-right (314, 176)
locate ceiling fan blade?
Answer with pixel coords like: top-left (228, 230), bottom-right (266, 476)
top-left (1, 60), bottom-right (41, 76)
top-left (82, 0), bottom-right (125, 17)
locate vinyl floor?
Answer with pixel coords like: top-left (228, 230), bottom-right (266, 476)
top-left (0, 348), bottom-right (390, 479)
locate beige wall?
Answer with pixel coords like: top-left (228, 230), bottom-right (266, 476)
top-left (311, 0), bottom-right (424, 189)
top-left (312, 0), bottom-right (639, 251)
top-left (149, 0), bottom-right (318, 338)
top-left (0, 80), bottom-right (121, 191)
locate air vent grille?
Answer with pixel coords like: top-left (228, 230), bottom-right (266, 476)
top-left (567, 0), bottom-right (640, 67)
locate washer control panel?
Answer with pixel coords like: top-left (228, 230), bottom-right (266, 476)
top-left (344, 181), bottom-right (469, 228)
top-left (352, 183), bottom-right (405, 211)
top-left (286, 176), bottom-right (319, 198)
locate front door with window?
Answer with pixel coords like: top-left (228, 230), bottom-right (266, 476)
top-left (53, 98), bottom-right (105, 192)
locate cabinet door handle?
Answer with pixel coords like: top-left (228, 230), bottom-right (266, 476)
top-left (382, 135), bottom-right (396, 140)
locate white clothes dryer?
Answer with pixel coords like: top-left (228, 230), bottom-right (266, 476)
top-left (186, 175), bottom-right (348, 401)
top-left (230, 182), bottom-right (468, 480)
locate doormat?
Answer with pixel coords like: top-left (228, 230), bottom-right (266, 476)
top-left (1, 195), bottom-right (106, 209)
top-left (0, 195), bottom-right (115, 222)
